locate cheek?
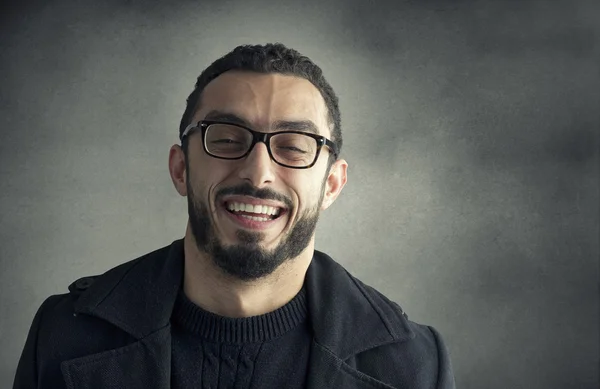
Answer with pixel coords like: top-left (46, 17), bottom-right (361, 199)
top-left (197, 163), bottom-right (238, 211)
top-left (294, 176), bottom-right (326, 213)
top-left (186, 165), bottom-right (214, 200)
top-left (189, 153), bottom-right (229, 184)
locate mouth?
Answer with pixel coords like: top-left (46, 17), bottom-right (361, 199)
top-left (220, 200), bottom-right (288, 230)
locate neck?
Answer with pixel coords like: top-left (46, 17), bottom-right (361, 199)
top-left (182, 224), bottom-right (313, 318)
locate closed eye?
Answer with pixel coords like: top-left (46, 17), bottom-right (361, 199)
top-left (278, 146), bottom-right (308, 153)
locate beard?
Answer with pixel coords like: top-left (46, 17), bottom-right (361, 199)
top-left (186, 175), bottom-right (326, 282)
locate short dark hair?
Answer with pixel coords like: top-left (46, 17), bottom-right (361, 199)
top-left (179, 43), bottom-right (342, 168)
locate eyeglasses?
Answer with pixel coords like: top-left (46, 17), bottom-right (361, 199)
top-left (181, 120), bottom-right (339, 169)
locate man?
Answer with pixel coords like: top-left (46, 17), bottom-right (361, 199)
top-left (14, 43), bottom-right (456, 388)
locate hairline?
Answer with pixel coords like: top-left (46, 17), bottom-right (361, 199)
top-left (186, 70), bottom-right (337, 142)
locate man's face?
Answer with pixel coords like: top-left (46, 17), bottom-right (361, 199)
top-left (184, 71), bottom-right (334, 281)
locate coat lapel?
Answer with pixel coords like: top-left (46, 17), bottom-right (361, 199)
top-left (60, 325), bottom-right (172, 389)
top-left (304, 250), bottom-right (415, 389)
top-left (307, 341), bottom-right (401, 389)
top-left (61, 240), bottom-right (184, 388)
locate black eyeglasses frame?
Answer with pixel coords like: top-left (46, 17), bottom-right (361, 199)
top-left (181, 120), bottom-right (339, 169)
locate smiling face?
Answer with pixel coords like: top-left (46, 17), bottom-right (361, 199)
top-left (172, 70), bottom-right (347, 281)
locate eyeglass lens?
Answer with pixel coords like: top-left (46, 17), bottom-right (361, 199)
top-left (205, 123), bottom-right (318, 167)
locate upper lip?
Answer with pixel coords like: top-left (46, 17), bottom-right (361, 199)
top-left (221, 196), bottom-right (289, 210)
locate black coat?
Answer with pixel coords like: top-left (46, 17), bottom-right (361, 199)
top-left (13, 239), bottom-right (456, 388)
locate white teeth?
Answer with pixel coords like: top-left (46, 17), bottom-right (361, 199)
top-left (241, 215), bottom-right (269, 222)
top-left (226, 202), bottom-right (282, 216)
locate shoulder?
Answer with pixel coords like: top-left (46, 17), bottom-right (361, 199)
top-left (32, 247), bottom-right (159, 335)
top-left (67, 275), bottom-right (100, 298)
top-left (348, 273), bottom-right (443, 352)
top-left (65, 242), bottom-right (171, 300)
top-left (352, 275), bottom-right (451, 351)
top-left (347, 322), bottom-right (454, 388)
top-left (34, 262), bottom-right (130, 335)
top-left (27, 259), bottom-right (148, 364)
top-left (345, 279), bottom-right (456, 388)
top-left (313, 251), bottom-right (455, 387)
top-left (37, 240), bottom-right (176, 325)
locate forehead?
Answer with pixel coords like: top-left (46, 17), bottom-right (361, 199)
top-left (193, 71), bottom-right (330, 137)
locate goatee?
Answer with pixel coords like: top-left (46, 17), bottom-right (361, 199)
top-left (186, 180), bottom-right (324, 281)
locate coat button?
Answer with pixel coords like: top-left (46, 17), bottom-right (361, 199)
top-left (75, 277), bottom-right (94, 290)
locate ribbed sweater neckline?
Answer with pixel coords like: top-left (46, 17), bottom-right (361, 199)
top-left (172, 284), bottom-right (308, 343)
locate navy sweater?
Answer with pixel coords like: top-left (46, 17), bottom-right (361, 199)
top-left (170, 284), bottom-right (311, 388)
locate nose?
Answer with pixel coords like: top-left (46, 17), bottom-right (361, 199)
top-left (237, 141), bottom-right (276, 186)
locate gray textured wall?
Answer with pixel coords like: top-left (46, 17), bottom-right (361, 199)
top-left (1, 0), bottom-right (598, 387)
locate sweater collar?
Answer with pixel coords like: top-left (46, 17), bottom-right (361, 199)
top-left (172, 283), bottom-right (308, 343)
top-left (73, 238), bottom-right (414, 359)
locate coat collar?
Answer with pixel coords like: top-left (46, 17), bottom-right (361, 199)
top-left (73, 240), bottom-right (182, 339)
top-left (72, 238), bottom-right (414, 370)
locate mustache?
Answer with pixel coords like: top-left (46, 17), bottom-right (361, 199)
top-left (216, 183), bottom-right (293, 210)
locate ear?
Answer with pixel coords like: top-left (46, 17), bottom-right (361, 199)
top-left (169, 144), bottom-right (188, 196)
top-left (321, 158), bottom-right (348, 211)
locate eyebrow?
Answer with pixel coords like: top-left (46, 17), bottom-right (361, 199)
top-left (203, 110), bottom-right (321, 135)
